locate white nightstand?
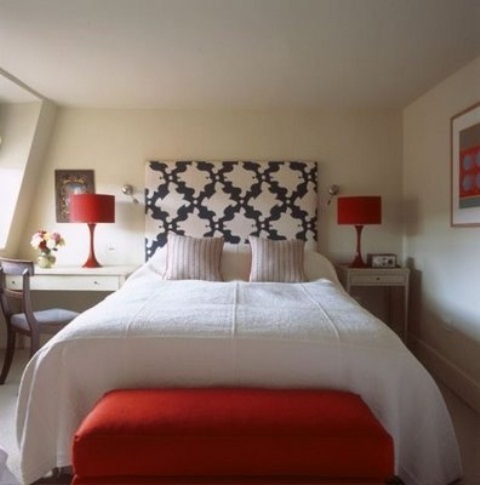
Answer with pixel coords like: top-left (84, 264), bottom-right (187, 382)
top-left (335, 264), bottom-right (410, 342)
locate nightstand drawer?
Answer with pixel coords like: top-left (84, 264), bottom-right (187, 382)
top-left (349, 274), bottom-right (407, 285)
top-left (44, 275), bottom-right (122, 291)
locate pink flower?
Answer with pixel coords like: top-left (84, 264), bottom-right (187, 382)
top-left (30, 230), bottom-right (66, 253)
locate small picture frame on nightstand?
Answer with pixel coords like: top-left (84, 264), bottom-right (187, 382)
top-left (367, 253), bottom-right (397, 268)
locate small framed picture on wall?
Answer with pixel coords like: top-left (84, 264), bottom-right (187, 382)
top-left (451, 102), bottom-right (480, 227)
top-left (55, 169), bottom-right (95, 222)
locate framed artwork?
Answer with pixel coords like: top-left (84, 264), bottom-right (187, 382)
top-left (55, 170), bottom-right (95, 222)
top-left (451, 102), bottom-right (480, 227)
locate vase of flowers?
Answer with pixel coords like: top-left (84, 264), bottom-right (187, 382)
top-left (30, 230), bottom-right (65, 268)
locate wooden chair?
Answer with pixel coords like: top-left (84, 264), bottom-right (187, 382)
top-left (0, 257), bottom-right (80, 385)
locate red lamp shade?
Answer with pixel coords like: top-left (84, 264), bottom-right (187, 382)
top-left (337, 196), bottom-right (382, 225)
top-left (70, 194), bottom-right (115, 224)
top-left (337, 196), bottom-right (382, 268)
top-left (70, 194), bottom-right (115, 268)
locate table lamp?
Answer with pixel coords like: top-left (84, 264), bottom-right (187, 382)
top-left (69, 193), bottom-right (115, 268)
top-left (337, 196), bottom-right (382, 268)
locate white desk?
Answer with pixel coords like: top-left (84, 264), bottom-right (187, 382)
top-left (6, 265), bottom-right (138, 292)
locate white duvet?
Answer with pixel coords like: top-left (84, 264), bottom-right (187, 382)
top-left (16, 262), bottom-right (461, 485)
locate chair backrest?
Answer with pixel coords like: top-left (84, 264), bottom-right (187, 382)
top-left (0, 258), bottom-right (35, 323)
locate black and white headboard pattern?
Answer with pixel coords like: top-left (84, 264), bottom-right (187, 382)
top-left (145, 161), bottom-right (317, 259)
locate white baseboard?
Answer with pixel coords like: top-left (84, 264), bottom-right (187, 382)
top-left (411, 335), bottom-right (480, 414)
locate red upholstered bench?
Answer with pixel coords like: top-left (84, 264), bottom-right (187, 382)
top-left (72, 388), bottom-right (394, 485)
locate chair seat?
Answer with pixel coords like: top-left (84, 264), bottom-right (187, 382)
top-left (11, 309), bottom-right (79, 332)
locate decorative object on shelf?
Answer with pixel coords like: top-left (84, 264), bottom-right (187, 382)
top-left (69, 193), bottom-right (115, 268)
top-left (337, 196), bottom-right (382, 268)
top-left (55, 170), bottom-right (95, 223)
top-left (451, 101), bottom-right (480, 227)
top-left (30, 230), bottom-right (65, 269)
top-left (367, 253), bottom-right (397, 268)
top-left (121, 184), bottom-right (139, 204)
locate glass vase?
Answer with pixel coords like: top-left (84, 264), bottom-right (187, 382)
top-left (36, 251), bottom-right (56, 269)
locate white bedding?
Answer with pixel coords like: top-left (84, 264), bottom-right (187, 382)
top-left (16, 254), bottom-right (461, 485)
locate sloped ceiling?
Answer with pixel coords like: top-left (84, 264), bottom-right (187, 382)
top-left (0, 0), bottom-right (479, 109)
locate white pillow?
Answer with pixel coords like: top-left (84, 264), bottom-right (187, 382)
top-left (164, 234), bottom-right (224, 281)
top-left (248, 236), bottom-right (306, 282)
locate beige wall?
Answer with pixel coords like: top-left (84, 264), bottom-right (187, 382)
top-left (16, 108), bottom-right (403, 268)
top-left (403, 55), bottom-right (480, 410)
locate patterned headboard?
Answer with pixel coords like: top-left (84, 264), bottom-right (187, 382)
top-left (145, 160), bottom-right (317, 259)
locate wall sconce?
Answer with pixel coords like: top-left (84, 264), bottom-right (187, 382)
top-left (337, 196), bottom-right (382, 268)
top-left (121, 184), bottom-right (139, 204)
top-left (326, 184), bottom-right (340, 205)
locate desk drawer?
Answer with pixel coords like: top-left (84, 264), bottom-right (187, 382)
top-left (35, 275), bottom-right (121, 291)
top-left (44, 275), bottom-right (121, 291)
top-left (5, 277), bottom-right (22, 290)
top-left (349, 274), bottom-right (407, 286)
top-left (6, 275), bottom-right (121, 292)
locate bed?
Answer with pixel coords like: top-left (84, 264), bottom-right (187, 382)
top-left (16, 161), bottom-right (462, 485)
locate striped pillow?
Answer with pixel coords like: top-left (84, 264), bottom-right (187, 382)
top-left (248, 236), bottom-right (306, 282)
top-left (164, 234), bottom-right (224, 281)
